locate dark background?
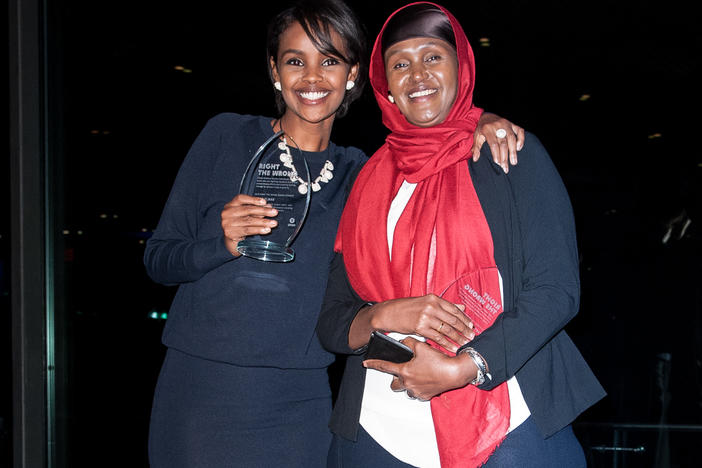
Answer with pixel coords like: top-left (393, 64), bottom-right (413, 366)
top-left (3, 0), bottom-right (701, 466)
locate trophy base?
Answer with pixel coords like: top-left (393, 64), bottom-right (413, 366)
top-left (236, 239), bottom-right (295, 263)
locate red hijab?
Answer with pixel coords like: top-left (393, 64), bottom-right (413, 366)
top-left (335, 3), bottom-right (510, 467)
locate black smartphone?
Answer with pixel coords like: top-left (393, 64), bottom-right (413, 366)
top-left (364, 331), bottom-right (414, 363)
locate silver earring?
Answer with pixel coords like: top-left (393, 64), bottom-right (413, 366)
top-left (388, 95), bottom-right (394, 103)
top-left (274, 81), bottom-right (282, 91)
top-left (346, 80), bottom-right (355, 91)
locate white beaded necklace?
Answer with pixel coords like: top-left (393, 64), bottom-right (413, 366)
top-left (277, 133), bottom-right (334, 195)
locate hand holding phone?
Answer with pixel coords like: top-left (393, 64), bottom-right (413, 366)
top-left (364, 331), bottom-right (414, 363)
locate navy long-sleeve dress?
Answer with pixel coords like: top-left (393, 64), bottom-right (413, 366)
top-left (145, 113), bottom-right (366, 467)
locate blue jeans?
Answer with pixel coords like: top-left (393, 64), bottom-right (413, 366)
top-left (328, 417), bottom-right (586, 468)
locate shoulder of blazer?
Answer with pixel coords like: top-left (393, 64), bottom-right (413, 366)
top-left (467, 156), bottom-right (524, 312)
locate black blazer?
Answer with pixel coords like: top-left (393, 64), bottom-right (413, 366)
top-left (316, 133), bottom-right (605, 441)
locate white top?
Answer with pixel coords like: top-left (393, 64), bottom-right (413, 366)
top-left (360, 180), bottom-right (530, 467)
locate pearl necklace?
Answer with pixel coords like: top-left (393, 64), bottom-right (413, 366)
top-left (278, 136), bottom-right (334, 195)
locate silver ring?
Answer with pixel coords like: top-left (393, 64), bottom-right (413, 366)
top-left (438, 322), bottom-right (444, 332)
top-left (496, 128), bottom-right (507, 139)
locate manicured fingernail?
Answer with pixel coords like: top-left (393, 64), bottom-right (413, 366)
top-left (262, 227), bottom-right (271, 233)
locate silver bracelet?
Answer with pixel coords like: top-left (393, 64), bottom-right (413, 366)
top-left (458, 347), bottom-right (492, 386)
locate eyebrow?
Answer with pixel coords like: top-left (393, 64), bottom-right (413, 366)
top-left (384, 40), bottom-right (448, 60)
top-left (280, 48), bottom-right (305, 56)
top-left (280, 48), bottom-right (346, 64)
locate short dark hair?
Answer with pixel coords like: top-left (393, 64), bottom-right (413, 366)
top-left (265, 0), bottom-right (367, 118)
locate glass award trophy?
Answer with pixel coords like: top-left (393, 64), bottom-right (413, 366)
top-left (236, 130), bottom-right (311, 262)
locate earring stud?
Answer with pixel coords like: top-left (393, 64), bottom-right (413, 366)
top-left (388, 95), bottom-right (394, 103)
top-left (274, 81), bottom-right (282, 91)
top-left (346, 80), bottom-right (355, 91)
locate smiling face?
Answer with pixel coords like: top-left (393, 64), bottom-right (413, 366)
top-left (270, 21), bottom-right (358, 127)
top-left (384, 37), bottom-right (458, 127)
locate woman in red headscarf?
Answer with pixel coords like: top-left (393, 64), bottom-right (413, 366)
top-left (317, 3), bottom-right (605, 467)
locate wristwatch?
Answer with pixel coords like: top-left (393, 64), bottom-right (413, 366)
top-left (458, 346), bottom-right (492, 386)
